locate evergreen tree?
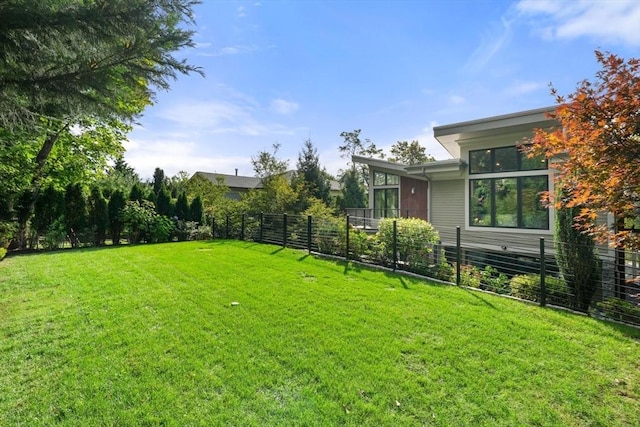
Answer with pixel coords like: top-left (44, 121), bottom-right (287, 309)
top-left (129, 183), bottom-right (146, 203)
top-left (108, 190), bottom-right (126, 245)
top-left (64, 183), bottom-right (87, 248)
top-left (175, 192), bottom-right (190, 220)
top-left (156, 186), bottom-right (173, 217)
top-left (555, 188), bottom-right (601, 311)
top-left (294, 139), bottom-right (332, 206)
top-left (1, 0), bottom-right (202, 242)
top-left (153, 168), bottom-right (166, 195)
top-left (189, 196), bottom-right (204, 223)
top-left (33, 185), bottom-right (64, 235)
top-left (337, 169), bottom-right (366, 210)
top-left (89, 187), bottom-right (109, 246)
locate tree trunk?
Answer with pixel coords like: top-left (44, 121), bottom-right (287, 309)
top-left (17, 125), bottom-right (66, 249)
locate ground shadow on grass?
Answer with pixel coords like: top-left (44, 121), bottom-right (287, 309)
top-left (3, 241), bottom-right (137, 259)
top-left (461, 287), bottom-right (498, 309)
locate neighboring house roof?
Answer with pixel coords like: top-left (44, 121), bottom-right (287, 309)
top-left (193, 171), bottom-right (263, 190)
top-left (433, 106), bottom-right (556, 158)
top-left (194, 170), bottom-right (341, 193)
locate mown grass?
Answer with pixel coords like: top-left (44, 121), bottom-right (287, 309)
top-left (1, 240), bottom-right (639, 426)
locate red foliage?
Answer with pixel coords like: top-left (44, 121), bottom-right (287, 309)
top-left (529, 51), bottom-right (640, 249)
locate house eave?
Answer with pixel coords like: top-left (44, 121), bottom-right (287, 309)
top-left (405, 159), bottom-right (467, 180)
top-left (352, 155), bottom-right (466, 181)
top-left (433, 106), bottom-right (558, 158)
top-left (351, 155), bottom-right (408, 173)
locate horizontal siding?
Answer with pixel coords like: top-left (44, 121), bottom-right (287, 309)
top-left (430, 179), bottom-right (465, 229)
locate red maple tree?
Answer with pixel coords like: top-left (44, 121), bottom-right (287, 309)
top-left (530, 51), bottom-right (640, 249)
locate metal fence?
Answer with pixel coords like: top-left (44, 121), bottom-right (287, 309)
top-left (211, 213), bottom-right (640, 327)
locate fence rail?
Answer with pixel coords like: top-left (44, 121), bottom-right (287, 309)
top-left (211, 213), bottom-right (640, 327)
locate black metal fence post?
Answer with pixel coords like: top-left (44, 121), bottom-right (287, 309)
top-left (392, 220), bottom-right (397, 271)
top-left (259, 212), bottom-right (264, 242)
top-left (241, 214), bottom-right (245, 241)
top-left (283, 213), bottom-right (288, 248)
top-left (540, 237), bottom-right (547, 307)
top-left (212, 217), bottom-right (216, 240)
top-left (307, 215), bottom-right (312, 254)
top-left (345, 215), bottom-right (350, 261)
top-left (456, 226), bottom-right (461, 286)
top-left (225, 215), bottom-right (230, 239)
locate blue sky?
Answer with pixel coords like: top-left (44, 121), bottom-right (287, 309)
top-left (125, 0), bottom-right (640, 179)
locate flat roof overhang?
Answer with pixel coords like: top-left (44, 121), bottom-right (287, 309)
top-left (405, 158), bottom-right (467, 180)
top-left (433, 106), bottom-right (558, 158)
top-left (352, 155), bottom-right (466, 181)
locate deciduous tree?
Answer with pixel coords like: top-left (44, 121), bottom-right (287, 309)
top-left (388, 140), bottom-right (434, 165)
top-left (529, 51), bottom-right (640, 250)
top-left (338, 129), bottom-right (383, 186)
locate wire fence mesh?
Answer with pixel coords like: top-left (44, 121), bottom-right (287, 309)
top-left (211, 213), bottom-right (640, 327)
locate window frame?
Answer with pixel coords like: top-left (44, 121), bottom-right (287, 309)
top-left (372, 170), bottom-right (400, 219)
top-left (469, 145), bottom-right (547, 175)
top-left (467, 145), bottom-right (551, 231)
top-left (469, 175), bottom-right (549, 229)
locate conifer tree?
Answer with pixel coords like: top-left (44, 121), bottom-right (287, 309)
top-left (108, 190), bottom-right (125, 245)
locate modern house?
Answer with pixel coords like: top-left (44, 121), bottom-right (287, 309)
top-left (354, 106), bottom-right (639, 303)
top-left (353, 106), bottom-right (558, 257)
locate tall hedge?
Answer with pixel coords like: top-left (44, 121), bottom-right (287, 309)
top-left (555, 191), bottom-right (601, 311)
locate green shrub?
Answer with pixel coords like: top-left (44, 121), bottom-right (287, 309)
top-left (409, 248), bottom-right (454, 281)
top-left (596, 298), bottom-right (640, 325)
top-left (459, 264), bottom-right (482, 288)
top-left (0, 247), bottom-right (6, 260)
top-left (175, 220), bottom-right (198, 241)
top-left (149, 215), bottom-right (175, 243)
top-left (480, 266), bottom-right (510, 294)
top-left (121, 200), bottom-right (156, 244)
top-left (194, 225), bottom-right (213, 240)
top-left (458, 265), bottom-right (509, 294)
top-left (348, 227), bottom-right (370, 258)
top-left (376, 217), bottom-right (439, 265)
top-left (43, 218), bottom-right (68, 250)
top-left (510, 274), bottom-right (571, 306)
top-left (0, 221), bottom-right (17, 249)
top-left (312, 215), bottom-right (344, 255)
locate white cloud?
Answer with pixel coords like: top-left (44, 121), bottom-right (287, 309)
top-left (412, 121), bottom-right (455, 160)
top-left (517, 0), bottom-right (640, 46)
top-left (123, 137), bottom-right (251, 180)
top-left (155, 99), bottom-right (296, 137)
top-left (448, 94), bottom-right (467, 106)
top-left (197, 44), bottom-right (259, 57)
top-left (504, 81), bottom-right (545, 96)
top-left (269, 99), bottom-right (300, 115)
top-left (465, 10), bottom-right (519, 72)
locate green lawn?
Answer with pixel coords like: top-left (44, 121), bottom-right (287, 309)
top-left (1, 241), bottom-right (639, 426)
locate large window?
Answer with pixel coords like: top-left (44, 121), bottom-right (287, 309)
top-left (469, 146), bottom-right (546, 174)
top-left (469, 146), bottom-right (549, 230)
top-left (373, 171), bottom-right (399, 185)
top-left (373, 171), bottom-right (399, 218)
top-left (374, 188), bottom-right (399, 218)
